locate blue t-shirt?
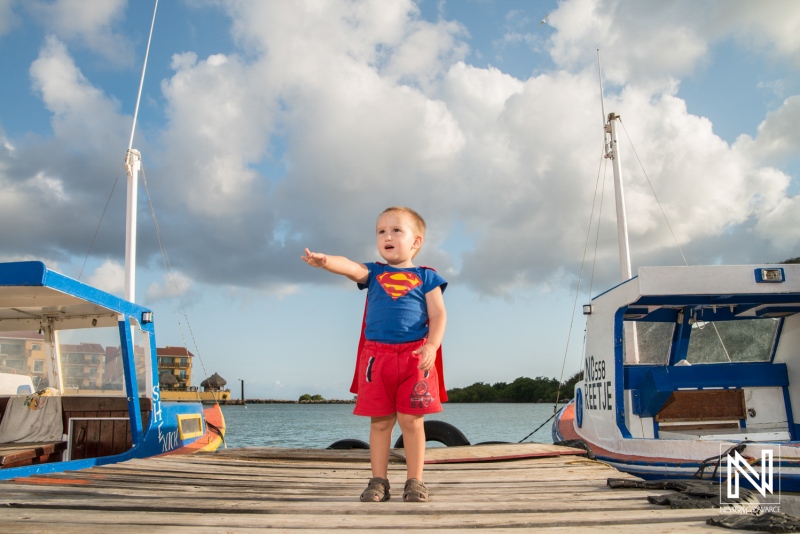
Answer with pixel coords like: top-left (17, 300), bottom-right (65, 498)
top-left (357, 263), bottom-right (447, 344)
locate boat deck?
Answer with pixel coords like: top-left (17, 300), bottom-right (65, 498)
top-left (0, 443), bottom-right (732, 532)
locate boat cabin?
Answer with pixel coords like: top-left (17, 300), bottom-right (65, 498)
top-left (582, 264), bottom-right (800, 444)
top-left (0, 261), bottom-right (206, 477)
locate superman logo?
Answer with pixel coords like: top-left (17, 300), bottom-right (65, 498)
top-left (377, 272), bottom-right (422, 300)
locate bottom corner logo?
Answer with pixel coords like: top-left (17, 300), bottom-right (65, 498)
top-left (723, 446), bottom-right (780, 505)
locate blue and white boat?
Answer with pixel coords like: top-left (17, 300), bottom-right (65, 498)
top-left (553, 112), bottom-right (800, 493)
top-left (0, 261), bottom-right (225, 479)
top-left (0, 2), bottom-right (224, 480)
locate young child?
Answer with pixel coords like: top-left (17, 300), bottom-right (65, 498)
top-left (301, 206), bottom-right (447, 502)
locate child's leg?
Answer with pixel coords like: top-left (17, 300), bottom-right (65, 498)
top-left (397, 413), bottom-right (425, 481)
top-left (369, 414), bottom-right (396, 478)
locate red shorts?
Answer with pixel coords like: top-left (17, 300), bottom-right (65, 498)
top-left (353, 339), bottom-right (443, 417)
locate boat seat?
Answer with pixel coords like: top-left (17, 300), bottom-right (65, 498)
top-left (0, 441), bottom-right (67, 469)
top-left (655, 389), bottom-right (746, 423)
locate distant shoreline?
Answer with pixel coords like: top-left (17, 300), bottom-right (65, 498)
top-left (226, 399), bottom-right (356, 404)
top-left (224, 399), bottom-right (563, 405)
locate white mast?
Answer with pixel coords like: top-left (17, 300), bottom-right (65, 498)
top-left (124, 0), bottom-right (158, 303)
top-left (605, 112), bottom-right (639, 362)
top-left (605, 112), bottom-right (632, 282)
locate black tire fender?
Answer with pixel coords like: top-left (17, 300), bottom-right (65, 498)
top-left (394, 420), bottom-right (470, 448)
top-left (327, 438), bottom-right (370, 450)
top-left (554, 439), bottom-right (595, 460)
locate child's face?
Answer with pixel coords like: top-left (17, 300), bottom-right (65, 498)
top-left (375, 211), bottom-right (423, 267)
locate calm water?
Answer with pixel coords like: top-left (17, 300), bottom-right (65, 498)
top-left (219, 403), bottom-right (561, 449)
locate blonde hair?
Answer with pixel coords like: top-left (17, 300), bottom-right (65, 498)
top-left (379, 206), bottom-right (426, 235)
top-left (378, 206), bottom-right (426, 257)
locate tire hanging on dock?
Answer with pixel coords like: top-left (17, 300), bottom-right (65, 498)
top-left (553, 439), bottom-right (595, 459)
top-left (326, 438), bottom-right (371, 450)
top-left (393, 420), bottom-right (470, 448)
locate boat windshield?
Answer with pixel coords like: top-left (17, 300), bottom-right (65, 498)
top-left (0, 330), bottom-right (50, 391)
top-left (623, 322), bottom-right (674, 365)
top-left (685, 318), bottom-right (779, 364)
top-left (622, 317), bottom-right (780, 365)
top-left (0, 326), bottom-right (150, 396)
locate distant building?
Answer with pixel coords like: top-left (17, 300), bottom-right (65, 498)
top-left (156, 346), bottom-right (194, 390)
top-left (0, 331), bottom-right (47, 387)
top-left (59, 343), bottom-right (105, 389)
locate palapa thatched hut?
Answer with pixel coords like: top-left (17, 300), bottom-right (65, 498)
top-left (200, 372), bottom-right (227, 392)
top-left (158, 371), bottom-right (179, 389)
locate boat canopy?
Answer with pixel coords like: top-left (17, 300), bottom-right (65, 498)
top-left (0, 261), bottom-right (153, 332)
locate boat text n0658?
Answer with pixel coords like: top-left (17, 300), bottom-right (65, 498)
top-left (584, 355), bottom-right (612, 411)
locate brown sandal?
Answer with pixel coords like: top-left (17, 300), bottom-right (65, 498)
top-left (360, 477), bottom-right (390, 502)
top-left (403, 478), bottom-right (429, 502)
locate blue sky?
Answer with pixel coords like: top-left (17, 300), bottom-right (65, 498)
top-left (1, 0), bottom-right (799, 400)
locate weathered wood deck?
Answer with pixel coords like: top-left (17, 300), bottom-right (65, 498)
top-left (0, 444), bottom-right (731, 532)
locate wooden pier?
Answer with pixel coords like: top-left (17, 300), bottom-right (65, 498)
top-left (0, 444), bottom-right (733, 532)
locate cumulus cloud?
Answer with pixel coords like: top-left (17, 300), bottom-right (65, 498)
top-left (28, 0), bottom-right (132, 65)
top-left (86, 259), bottom-right (125, 296)
top-left (1, 0), bottom-right (798, 300)
top-left (145, 271), bottom-right (195, 304)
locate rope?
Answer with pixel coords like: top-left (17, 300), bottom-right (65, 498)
top-left (140, 165), bottom-right (220, 405)
top-left (553, 140), bottom-right (608, 409)
top-left (77, 167), bottom-right (123, 281)
top-left (618, 118), bottom-right (737, 361)
top-left (517, 412), bottom-right (556, 443)
top-left (519, 141), bottom-right (608, 443)
top-left (693, 441), bottom-right (748, 481)
top-left (618, 118), bottom-right (688, 267)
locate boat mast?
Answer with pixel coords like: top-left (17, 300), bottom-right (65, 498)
top-left (605, 113), bottom-right (632, 281)
top-left (124, 0), bottom-right (158, 303)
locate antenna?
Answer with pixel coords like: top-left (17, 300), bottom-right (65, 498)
top-left (127, 0), bottom-right (159, 151)
top-left (597, 49), bottom-right (607, 128)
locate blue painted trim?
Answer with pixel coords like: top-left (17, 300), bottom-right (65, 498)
top-left (670, 309), bottom-right (691, 365)
top-left (0, 445), bottom-right (147, 481)
top-left (0, 261), bottom-right (153, 320)
top-left (0, 261), bottom-right (47, 286)
top-left (614, 308), bottom-right (631, 438)
top-left (576, 388), bottom-right (583, 428)
top-left (784, 385), bottom-right (797, 440)
top-left (632, 293), bottom-right (800, 307)
top-left (624, 362), bottom-right (789, 390)
top-left (118, 319), bottom-right (143, 444)
top-left (591, 276), bottom-right (637, 302)
top-left (771, 319), bottom-right (785, 363)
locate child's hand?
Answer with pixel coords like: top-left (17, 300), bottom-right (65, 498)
top-left (412, 342), bottom-right (437, 371)
top-left (301, 248), bottom-right (328, 268)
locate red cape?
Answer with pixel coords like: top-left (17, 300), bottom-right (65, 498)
top-left (349, 266), bottom-right (447, 402)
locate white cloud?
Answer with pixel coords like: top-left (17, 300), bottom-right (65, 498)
top-left (146, 271), bottom-right (194, 303)
top-left (87, 259), bottom-right (125, 296)
top-left (736, 96), bottom-right (800, 163)
top-left (30, 36), bottom-right (128, 151)
top-left (29, 0), bottom-right (132, 65)
top-left (3, 0), bottom-right (799, 299)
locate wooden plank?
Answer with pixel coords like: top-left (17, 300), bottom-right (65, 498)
top-left (61, 396), bottom-right (152, 412)
top-left (0, 441), bottom-right (66, 467)
top-left (0, 507), bottom-right (724, 531)
top-left (0, 447), bottom-right (726, 531)
top-left (416, 442), bottom-right (586, 463)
